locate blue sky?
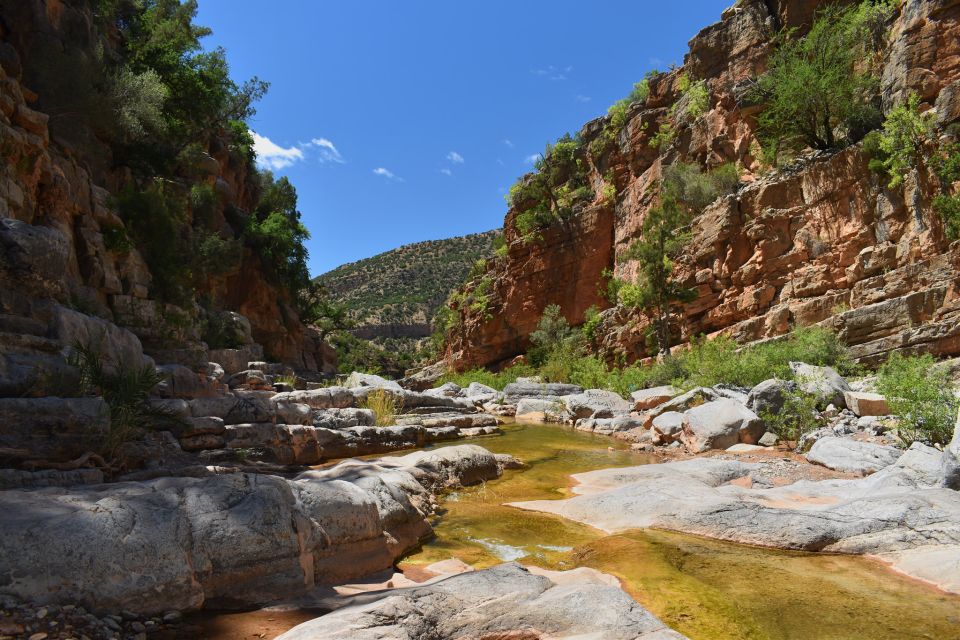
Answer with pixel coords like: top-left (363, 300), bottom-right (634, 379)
top-left (195, 1), bottom-right (730, 275)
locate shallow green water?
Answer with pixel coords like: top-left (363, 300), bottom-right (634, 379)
top-left (400, 423), bottom-right (960, 640)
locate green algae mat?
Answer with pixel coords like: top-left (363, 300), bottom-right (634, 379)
top-left (400, 423), bottom-right (960, 640)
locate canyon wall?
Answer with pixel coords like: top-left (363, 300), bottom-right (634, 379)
top-left (0, 0), bottom-right (334, 395)
top-left (447, 0), bottom-right (960, 370)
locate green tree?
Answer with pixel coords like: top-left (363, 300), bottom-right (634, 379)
top-left (617, 163), bottom-right (738, 355)
top-left (877, 353), bottom-right (958, 446)
top-left (300, 283), bottom-right (355, 342)
top-left (750, 2), bottom-right (891, 159)
top-left (246, 173), bottom-right (311, 296)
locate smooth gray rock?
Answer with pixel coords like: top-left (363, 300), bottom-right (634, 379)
top-left (563, 389), bottom-right (633, 420)
top-left (682, 399), bottom-right (764, 452)
top-left (271, 387), bottom-right (356, 410)
top-left (747, 379), bottom-right (796, 415)
top-left (502, 381), bottom-right (583, 403)
top-left (312, 407), bottom-right (376, 430)
top-left (806, 437), bottom-right (902, 475)
top-left (652, 411), bottom-right (684, 445)
top-left (0, 445), bottom-right (502, 614)
top-left (275, 563), bottom-right (687, 640)
top-left (789, 362), bottom-right (851, 408)
top-left (155, 364), bottom-right (219, 399)
top-left (423, 382), bottom-right (462, 398)
top-left (576, 415), bottom-right (647, 435)
top-left (464, 382), bottom-right (497, 398)
top-left (758, 431), bottom-right (779, 447)
top-left (345, 372), bottom-right (403, 391)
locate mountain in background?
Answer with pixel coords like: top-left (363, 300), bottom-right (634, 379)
top-left (315, 230), bottom-right (499, 370)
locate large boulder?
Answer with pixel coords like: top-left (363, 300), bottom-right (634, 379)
top-left (746, 379), bottom-right (796, 415)
top-left (944, 410), bottom-right (960, 490)
top-left (806, 437), bottom-right (902, 475)
top-left (0, 446), bottom-right (503, 614)
top-left (789, 362), bottom-right (851, 408)
top-left (681, 399), bottom-right (764, 452)
top-left (563, 389), bottom-right (632, 420)
top-left (274, 563), bottom-right (686, 640)
top-left (189, 392), bottom-right (275, 424)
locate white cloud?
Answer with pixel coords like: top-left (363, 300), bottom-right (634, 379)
top-left (531, 65), bottom-right (569, 81)
top-left (252, 132), bottom-right (345, 170)
top-left (252, 132), bottom-right (304, 170)
top-left (524, 153), bottom-right (540, 164)
top-left (447, 151), bottom-right (465, 164)
top-left (373, 167), bottom-right (403, 182)
top-left (576, 94), bottom-right (591, 103)
top-left (307, 137), bottom-right (345, 164)
top-left (440, 168), bottom-right (453, 176)
top-left (503, 139), bottom-right (514, 148)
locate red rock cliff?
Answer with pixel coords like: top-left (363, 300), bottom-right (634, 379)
top-left (446, 0), bottom-right (960, 370)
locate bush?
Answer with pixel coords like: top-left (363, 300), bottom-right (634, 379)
top-left (933, 194), bottom-right (960, 241)
top-left (361, 388), bottom-right (402, 426)
top-left (109, 66), bottom-right (168, 140)
top-left (439, 364), bottom-right (537, 391)
top-left (877, 353), bottom-right (958, 446)
top-left (68, 342), bottom-right (180, 460)
top-left (750, 1), bottom-right (889, 157)
top-left (875, 93), bottom-right (934, 187)
top-left (676, 75), bottom-right (709, 120)
top-left (759, 388), bottom-right (822, 442)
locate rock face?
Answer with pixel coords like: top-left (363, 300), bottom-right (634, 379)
top-left (446, 0), bottom-right (960, 369)
top-left (0, 445), bottom-right (503, 615)
top-left (0, 0), bottom-right (334, 391)
top-left (510, 443), bottom-right (960, 594)
top-left (275, 563), bottom-right (687, 640)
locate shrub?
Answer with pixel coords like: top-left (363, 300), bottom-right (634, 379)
top-left (749, 1), bottom-right (888, 157)
top-left (68, 342), bottom-right (180, 460)
top-left (677, 76), bottom-right (709, 120)
top-left (877, 353), bottom-right (958, 446)
top-left (933, 194), bottom-right (960, 241)
top-left (759, 389), bottom-right (822, 442)
top-left (361, 388), bottom-right (402, 426)
top-left (650, 120), bottom-right (675, 151)
top-left (193, 231), bottom-right (242, 281)
top-left (875, 93), bottom-right (934, 187)
top-left (589, 76), bottom-right (653, 156)
top-left (439, 363), bottom-right (537, 392)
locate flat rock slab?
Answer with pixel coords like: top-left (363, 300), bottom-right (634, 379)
top-left (632, 385), bottom-right (682, 410)
top-left (509, 445), bottom-right (960, 594)
top-left (806, 437), bottom-right (902, 475)
top-left (275, 563), bottom-right (687, 640)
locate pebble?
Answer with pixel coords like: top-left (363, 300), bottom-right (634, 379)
top-left (131, 621), bottom-right (146, 633)
top-left (103, 617), bottom-right (121, 631)
top-left (28, 633), bottom-right (47, 640)
top-left (35, 608), bottom-right (47, 620)
top-left (162, 611), bottom-right (182, 624)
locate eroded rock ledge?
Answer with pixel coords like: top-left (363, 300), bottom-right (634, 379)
top-left (0, 445), bottom-right (506, 615)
